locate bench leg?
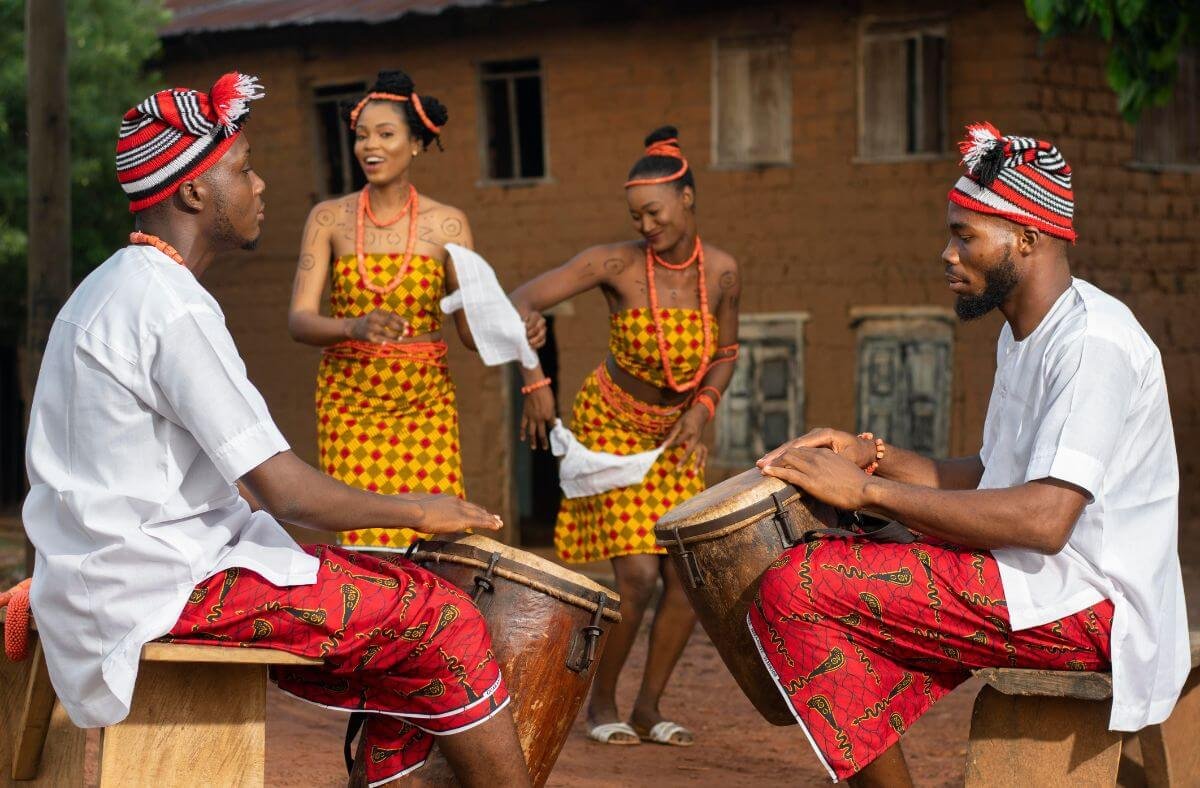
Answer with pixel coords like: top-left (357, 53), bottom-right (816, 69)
top-left (12, 642), bottom-right (56, 780)
top-left (1139, 668), bottom-right (1200, 786)
top-left (965, 685), bottom-right (1123, 786)
top-left (98, 661), bottom-right (266, 788)
top-left (1, 641), bottom-right (88, 787)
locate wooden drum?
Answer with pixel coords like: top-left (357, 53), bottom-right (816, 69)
top-left (654, 468), bottom-right (836, 726)
top-left (405, 535), bottom-right (621, 786)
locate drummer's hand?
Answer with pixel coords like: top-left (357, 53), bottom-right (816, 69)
top-left (667, 407), bottom-right (709, 471)
top-left (524, 311), bottom-right (548, 350)
top-left (760, 447), bottom-right (871, 510)
top-left (758, 427), bottom-right (876, 471)
top-left (520, 386), bottom-right (557, 451)
top-left (412, 494), bottom-right (503, 535)
top-left (347, 309), bottom-right (409, 344)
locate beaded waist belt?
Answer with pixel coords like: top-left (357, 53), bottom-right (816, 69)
top-left (323, 339), bottom-right (449, 368)
top-left (594, 362), bottom-right (687, 436)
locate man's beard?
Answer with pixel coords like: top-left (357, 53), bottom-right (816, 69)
top-left (211, 192), bottom-right (259, 251)
top-left (955, 250), bottom-right (1018, 321)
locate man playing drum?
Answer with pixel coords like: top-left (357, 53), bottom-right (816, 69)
top-left (22, 74), bottom-right (529, 787)
top-left (753, 122), bottom-right (1188, 785)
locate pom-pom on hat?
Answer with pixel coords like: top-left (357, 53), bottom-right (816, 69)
top-left (116, 72), bottom-right (265, 212)
top-left (948, 121), bottom-right (1076, 242)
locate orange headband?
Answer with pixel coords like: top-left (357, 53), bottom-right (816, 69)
top-left (624, 138), bottom-right (689, 187)
top-left (348, 91), bottom-right (442, 135)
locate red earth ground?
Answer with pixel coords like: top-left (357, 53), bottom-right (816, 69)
top-left (265, 618), bottom-right (979, 787)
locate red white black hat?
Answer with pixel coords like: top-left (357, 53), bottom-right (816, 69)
top-left (116, 72), bottom-right (264, 212)
top-left (948, 122), bottom-right (1076, 242)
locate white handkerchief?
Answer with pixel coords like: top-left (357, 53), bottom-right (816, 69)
top-left (441, 244), bottom-right (539, 369)
top-left (550, 419), bottom-right (666, 499)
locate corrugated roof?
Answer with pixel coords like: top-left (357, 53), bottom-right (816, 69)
top-left (161, 0), bottom-right (500, 37)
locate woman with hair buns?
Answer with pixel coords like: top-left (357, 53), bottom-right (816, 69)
top-left (510, 126), bottom-right (741, 747)
top-left (288, 69), bottom-right (544, 551)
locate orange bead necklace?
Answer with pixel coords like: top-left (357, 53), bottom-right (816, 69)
top-left (645, 235), bottom-right (713, 393)
top-left (129, 231), bottom-right (186, 266)
top-left (356, 184), bottom-right (419, 295)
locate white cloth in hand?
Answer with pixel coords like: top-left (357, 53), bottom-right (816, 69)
top-left (441, 244), bottom-right (538, 369)
top-left (550, 419), bottom-right (666, 498)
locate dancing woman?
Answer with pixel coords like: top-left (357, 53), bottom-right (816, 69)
top-left (510, 127), bottom-right (741, 746)
top-left (289, 70), bottom-right (542, 551)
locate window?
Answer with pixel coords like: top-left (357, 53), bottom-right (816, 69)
top-left (852, 308), bottom-right (954, 457)
top-left (859, 20), bottom-right (946, 159)
top-left (1134, 50), bottom-right (1199, 168)
top-left (313, 82), bottom-right (368, 197)
top-left (480, 59), bottom-right (546, 181)
top-left (714, 313), bottom-right (808, 466)
top-left (713, 34), bottom-right (792, 166)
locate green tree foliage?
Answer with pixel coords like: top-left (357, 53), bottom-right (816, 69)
top-left (0, 0), bottom-right (168, 339)
top-left (1025, 0), bottom-right (1197, 123)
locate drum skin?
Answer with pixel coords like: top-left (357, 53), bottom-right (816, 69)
top-left (654, 469), bottom-right (836, 727)
top-left (399, 535), bottom-right (621, 787)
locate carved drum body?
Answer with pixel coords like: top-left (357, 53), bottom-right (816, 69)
top-left (654, 469), bottom-right (835, 726)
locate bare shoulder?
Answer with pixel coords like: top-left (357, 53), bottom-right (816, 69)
top-left (578, 240), bottom-right (640, 273)
top-left (307, 195), bottom-right (351, 227)
top-left (702, 242), bottom-right (739, 274)
top-left (419, 194), bottom-right (471, 242)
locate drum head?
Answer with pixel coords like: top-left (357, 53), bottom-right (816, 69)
top-left (654, 468), bottom-right (801, 540)
top-left (409, 534), bottom-right (621, 620)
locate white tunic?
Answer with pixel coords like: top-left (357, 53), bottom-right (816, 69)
top-left (23, 245), bottom-right (319, 728)
top-left (981, 278), bottom-right (1188, 731)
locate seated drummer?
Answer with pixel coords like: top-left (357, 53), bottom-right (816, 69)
top-left (753, 122), bottom-right (1187, 785)
top-left (22, 74), bottom-right (530, 787)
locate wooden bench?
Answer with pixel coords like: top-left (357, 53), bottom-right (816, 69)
top-left (965, 578), bottom-right (1200, 786)
top-left (1, 618), bottom-right (321, 787)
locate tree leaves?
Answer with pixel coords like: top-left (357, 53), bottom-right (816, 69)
top-left (0, 0), bottom-right (168, 338)
top-left (1025, 0), bottom-right (1195, 124)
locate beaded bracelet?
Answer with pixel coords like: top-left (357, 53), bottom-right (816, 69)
top-left (694, 386), bottom-right (722, 422)
top-left (857, 432), bottom-right (886, 475)
top-left (521, 377), bottom-right (552, 395)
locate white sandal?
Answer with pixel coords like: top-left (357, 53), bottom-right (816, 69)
top-left (637, 720), bottom-right (695, 747)
top-left (587, 721), bottom-right (640, 745)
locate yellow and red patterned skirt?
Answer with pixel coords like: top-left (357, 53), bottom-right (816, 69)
top-left (554, 364), bottom-right (705, 563)
top-left (317, 341), bottom-right (466, 550)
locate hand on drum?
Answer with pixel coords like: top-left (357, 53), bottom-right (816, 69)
top-left (524, 311), bottom-right (548, 350)
top-left (757, 427), bottom-right (876, 471)
top-left (347, 309), bottom-right (409, 344)
top-left (411, 493), bottom-right (504, 534)
top-left (759, 447), bottom-right (872, 511)
top-left (666, 407), bottom-right (709, 470)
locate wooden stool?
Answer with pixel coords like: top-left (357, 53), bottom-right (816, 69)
top-left (1, 624), bottom-right (321, 787)
top-left (965, 598), bottom-right (1200, 786)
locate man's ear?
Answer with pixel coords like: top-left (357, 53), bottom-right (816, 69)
top-left (176, 179), bottom-right (206, 213)
top-left (1017, 224), bottom-right (1042, 256)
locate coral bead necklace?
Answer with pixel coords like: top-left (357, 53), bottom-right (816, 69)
top-left (356, 183), bottom-right (419, 295)
top-left (645, 235), bottom-right (713, 393)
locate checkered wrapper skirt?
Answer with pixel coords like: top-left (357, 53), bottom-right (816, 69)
top-left (317, 349), bottom-right (466, 551)
top-left (554, 366), bottom-right (705, 563)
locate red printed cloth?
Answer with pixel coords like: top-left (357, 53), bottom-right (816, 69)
top-left (748, 537), bottom-right (1112, 782)
top-left (167, 544), bottom-right (508, 786)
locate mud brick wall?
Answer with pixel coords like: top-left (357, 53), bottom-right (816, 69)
top-left (162, 0), bottom-right (1198, 556)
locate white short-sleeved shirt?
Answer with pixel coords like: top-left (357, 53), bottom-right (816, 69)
top-left (980, 278), bottom-right (1188, 731)
top-left (23, 245), bottom-right (319, 728)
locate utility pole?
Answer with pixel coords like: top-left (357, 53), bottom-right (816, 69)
top-left (23, 0), bottom-right (71, 572)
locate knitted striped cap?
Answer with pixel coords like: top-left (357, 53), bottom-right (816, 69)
top-left (948, 122), bottom-right (1076, 242)
top-left (116, 72), bottom-right (265, 212)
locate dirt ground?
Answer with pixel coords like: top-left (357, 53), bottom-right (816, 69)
top-left (265, 617), bottom-right (978, 787)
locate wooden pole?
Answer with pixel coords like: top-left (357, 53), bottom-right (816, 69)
top-left (23, 0), bottom-right (71, 573)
